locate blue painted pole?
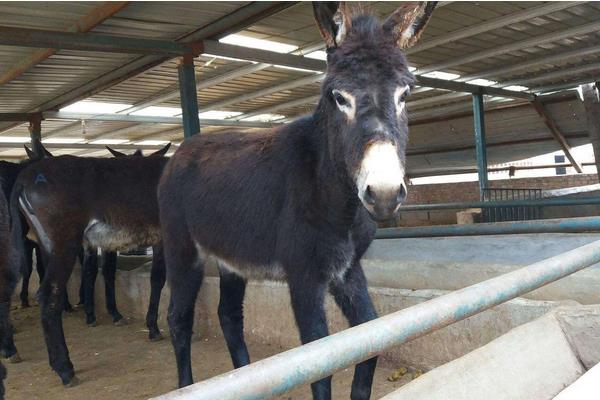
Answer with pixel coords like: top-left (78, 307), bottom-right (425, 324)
top-left (178, 54), bottom-right (200, 138)
top-left (398, 196), bottom-right (600, 211)
top-left (153, 240), bottom-right (600, 400)
top-left (473, 92), bottom-right (488, 198)
top-left (376, 216), bottom-right (600, 239)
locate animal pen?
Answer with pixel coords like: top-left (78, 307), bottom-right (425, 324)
top-left (0, 1), bottom-right (600, 400)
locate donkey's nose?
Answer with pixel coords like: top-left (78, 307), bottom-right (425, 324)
top-left (361, 182), bottom-right (407, 221)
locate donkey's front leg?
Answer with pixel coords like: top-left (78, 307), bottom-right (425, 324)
top-left (82, 248), bottom-right (99, 326)
top-left (218, 267), bottom-right (250, 368)
top-left (330, 262), bottom-right (378, 400)
top-left (146, 246), bottom-right (166, 341)
top-left (288, 277), bottom-right (331, 400)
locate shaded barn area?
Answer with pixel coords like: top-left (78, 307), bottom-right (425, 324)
top-left (1, 1), bottom-right (600, 399)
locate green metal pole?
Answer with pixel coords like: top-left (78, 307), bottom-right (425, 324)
top-left (376, 216), bottom-right (600, 239)
top-left (178, 54), bottom-right (200, 138)
top-left (28, 113), bottom-right (42, 150)
top-left (473, 92), bottom-right (488, 198)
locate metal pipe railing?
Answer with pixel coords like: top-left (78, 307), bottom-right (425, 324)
top-left (398, 196), bottom-right (600, 211)
top-left (376, 216), bottom-right (600, 239)
top-left (152, 240), bottom-right (600, 400)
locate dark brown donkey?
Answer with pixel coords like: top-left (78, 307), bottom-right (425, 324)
top-left (158, 2), bottom-right (436, 399)
top-left (7, 146), bottom-right (170, 385)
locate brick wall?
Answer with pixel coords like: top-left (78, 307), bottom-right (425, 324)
top-left (394, 174), bottom-right (599, 227)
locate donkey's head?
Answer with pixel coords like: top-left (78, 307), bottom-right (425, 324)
top-left (313, 1), bottom-right (435, 221)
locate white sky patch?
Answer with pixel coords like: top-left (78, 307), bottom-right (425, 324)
top-left (60, 101), bottom-right (132, 114)
top-left (408, 66), bottom-right (417, 72)
top-left (134, 140), bottom-right (170, 146)
top-left (503, 85), bottom-right (529, 92)
top-left (0, 136), bottom-right (30, 143)
top-left (131, 106), bottom-right (181, 117)
top-left (304, 50), bottom-right (327, 60)
top-left (242, 113), bottom-right (286, 122)
top-left (421, 71), bottom-right (460, 80)
top-left (42, 137), bottom-right (85, 144)
top-left (219, 34), bottom-right (298, 54)
top-left (199, 110), bottom-right (243, 120)
top-left (467, 78), bottom-right (497, 86)
top-left (90, 139), bottom-right (130, 145)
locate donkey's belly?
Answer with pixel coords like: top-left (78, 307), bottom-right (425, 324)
top-left (196, 244), bottom-right (286, 281)
top-left (84, 220), bottom-right (160, 251)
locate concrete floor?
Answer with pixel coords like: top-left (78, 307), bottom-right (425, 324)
top-left (5, 305), bottom-right (408, 399)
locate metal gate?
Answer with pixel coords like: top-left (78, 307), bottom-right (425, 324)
top-left (482, 188), bottom-right (542, 222)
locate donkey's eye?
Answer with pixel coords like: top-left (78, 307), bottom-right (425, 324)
top-left (332, 90), bottom-right (348, 107)
top-left (398, 90), bottom-right (410, 104)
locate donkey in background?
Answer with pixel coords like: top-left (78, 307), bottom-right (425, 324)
top-left (158, 2), bottom-right (436, 399)
top-left (7, 145), bottom-right (170, 385)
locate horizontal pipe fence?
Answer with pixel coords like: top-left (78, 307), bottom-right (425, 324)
top-left (376, 216), bottom-right (600, 239)
top-left (397, 196), bottom-right (600, 211)
top-left (153, 240), bottom-right (600, 400)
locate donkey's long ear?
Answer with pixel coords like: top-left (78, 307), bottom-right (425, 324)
top-left (383, 2), bottom-right (437, 49)
top-left (132, 149), bottom-right (143, 157)
top-left (24, 145), bottom-right (36, 160)
top-left (106, 146), bottom-right (127, 157)
top-left (150, 142), bottom-right (171, 157)
top-left (312, 2), bottom-right (352, 49)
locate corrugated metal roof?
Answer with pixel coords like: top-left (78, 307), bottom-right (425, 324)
top-left (0, 1), bottom-right (598, 164)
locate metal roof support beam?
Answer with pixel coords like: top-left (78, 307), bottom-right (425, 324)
top-left (417, 76), bottom-right (534, 100)
top-left (581, 83), bottom-right (600, 182)
top-left (408, 1), bottom-right (585, 55)
top-left (531, 100), bottom-right (583, 173)
top-left (42, 111), bottom-right (277, 129)
top-left (178, 55), bottom-right (201, 138)
top-left (472, 93), bottom-right (488, 197)
top-left (415, 21), bottom-right (600, 75)
top-left (463, 45), bottom-right (600, 82)
top-left (231, 95), bottom-right (321, 121)
top-left (0, 26), bottom-right (202, 56)
top-left (0, 1), bottom-right (129, 87)
top-left (21, 2), bottom-right (294, 115)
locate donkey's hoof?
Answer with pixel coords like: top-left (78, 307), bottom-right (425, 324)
top-left (20, 302), bottom-right (30, 309)
top-left (148, 332), bottom-right (164, 342)
top-left (63, 375), bottom-right (80, 387)
top-left (86, 320), bottom-right (97, 328)
top-left (113, 317), bottom-right (127, 327)
top-left (7, 352), bottom-right (22, 364)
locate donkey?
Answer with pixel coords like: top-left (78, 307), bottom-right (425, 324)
top-left (80, 144), bottom-right (170, 327)
top-left (8, 145), bottom-right (170, 385)
top-left (0, 186), bottom-right (17, 399)
top-left (157, 2), bottom-right (436, 399)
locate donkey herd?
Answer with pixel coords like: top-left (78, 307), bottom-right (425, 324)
top-left (0, 2), bottom-right (436, 399)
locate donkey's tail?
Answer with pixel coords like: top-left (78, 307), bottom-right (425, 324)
top-left (6, 183), bottom-right (26, 296)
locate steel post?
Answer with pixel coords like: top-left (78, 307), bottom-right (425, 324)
top-left (152, 240), bottom-right (600, 400)
top-left (28, 114), bottom-right (42, 148)
top-left (473, 92), bottom-right (488, 197)
top-left (177, 55), bottom-right (201, 138)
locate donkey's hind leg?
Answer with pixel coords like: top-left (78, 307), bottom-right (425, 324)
top-left (146, 246), bottom-right (166, 340)
top-left (19, 239), bottom-right (35, 308)
top-left (39, 246), bottom-right (79, 385)
top-left (217, 266), bottom-right (250, 368)
top-left (102, 251), bottom-right (123, 324)
top-left (329, 262), bottom-right (378, 400)
top-left (164, 228), bottom-right (203, 388)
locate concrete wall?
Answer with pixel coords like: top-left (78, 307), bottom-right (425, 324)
top-left (399, 173), bottom-right (599, 226)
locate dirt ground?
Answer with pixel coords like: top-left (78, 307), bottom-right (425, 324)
top-left (5, 306), bottom-right (412, 399)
